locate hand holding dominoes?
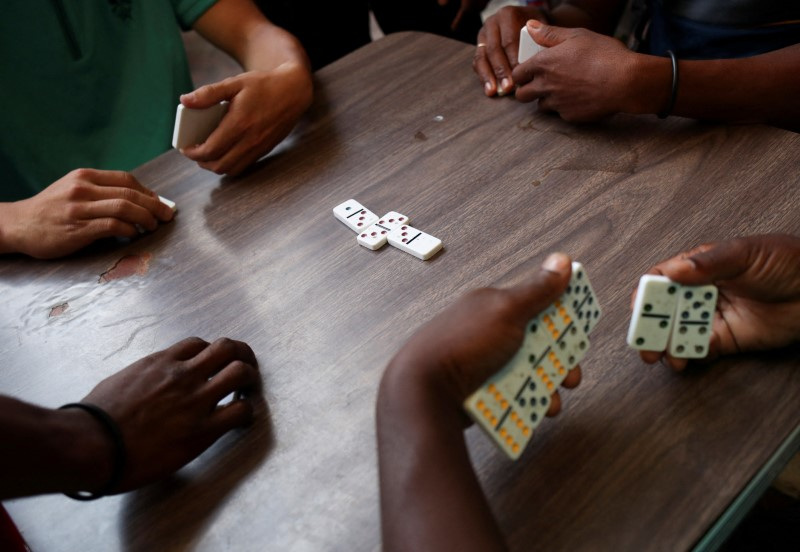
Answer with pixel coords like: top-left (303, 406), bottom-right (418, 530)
top-left (382, 254), bottom-right (580, 450)
top-left (473, 5), bottom-right (548, 96)
top-left (629, 235), bottom-right (800, 371)
top-left (333, 199), bottom-right (442, 260)
top-left (627, 276), bottom-right (718, 360)
top-left (463, 258), bottom-right (601, 460)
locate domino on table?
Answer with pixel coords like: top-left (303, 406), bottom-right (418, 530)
top-left (333, 199), bottom-right (379, 233)
top-left (668, 285), bottom-right (717, 358)
top-left (564, 262), bottom-right (602, 335)
top-left (518, 26), bottom-right (544, 64)
top-left (627, 275), bottom-right (679, 352)
top-left (387, 224), bottom-right (442, 260)
top-left (172, 101), bottom-right (229, 149)
top-left (357, 211), bottom-right (410, 251)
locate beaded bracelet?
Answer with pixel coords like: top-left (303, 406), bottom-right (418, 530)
top-left (59, 402), bottom-right (126, 501)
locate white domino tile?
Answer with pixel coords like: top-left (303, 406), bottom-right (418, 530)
top-left (387, 224), bottom-right (442, 260)
top-left (668, 285), bottom-right (717, 358)
top-left (627, 275), bottom-right (680, 351)
top-left (333, 199), bottom-right (379, 233)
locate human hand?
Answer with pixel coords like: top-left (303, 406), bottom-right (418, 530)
top-left (473, 7), bottom-right (547, 97)
top-left (635, 234), bottom-right (800, 371)
top-left (512, 20), bottom-right (639, 122)
top-left (0, 169), bottom-right (174, 259)
top-left (179, 63), bottom-right (313, 176)
top-left (383, 253), bottom-right (581, 423)
top-left (77, 337), bottom-right (260, 494)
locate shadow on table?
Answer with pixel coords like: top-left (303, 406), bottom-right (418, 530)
top-left (118, 401), bottom-right (274, 551)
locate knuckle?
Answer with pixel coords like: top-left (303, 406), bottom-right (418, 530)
top-left (185, 336), bottom-right (209, 347)
top-left (121, 172), bottom-right (139, 189)
top-left (64, 203), bottom-right (82, 220)
top-left (213, 337), bottom-right (237, 354)
top-left (64, 181), bottom-right (90, 201)
top-left (490, 62), bottom-right (508, 78)
top-left (102, 218), bottom-right (128, 236)
top-left (70, 168), bottom-right (93, 181)
top-left (108, 198), bottom-right (129, 216)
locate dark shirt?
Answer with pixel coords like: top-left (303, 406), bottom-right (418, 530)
top-left (646, 0), bottom-right (800, 59)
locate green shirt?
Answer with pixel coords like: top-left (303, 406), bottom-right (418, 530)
top-left (0, 0), bottom-right (217, 201)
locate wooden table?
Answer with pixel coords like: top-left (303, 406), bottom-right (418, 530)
top-left (3, 32), bottom-right (800, 552)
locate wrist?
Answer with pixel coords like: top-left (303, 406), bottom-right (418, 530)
top-left (52, 407), bottom-right (115, 495)
top-left (275, 60), bottom-right (313, 111)
top-left (623, 53), bottom-right (673, 116)
top-left (378, 357), bottom-right (468, 437)
top-left (0, 202), bottom-right (24, 255)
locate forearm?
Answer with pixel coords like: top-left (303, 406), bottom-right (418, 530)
top-left (377, 362), bottom-right (506, 552)
top-left (0, 396), bottom-right (110, 499)
top-left (194, 0), bottom-right (311, 75)
top-left (626, 45), bottom-right (800, 126)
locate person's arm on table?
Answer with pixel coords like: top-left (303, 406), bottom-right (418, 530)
top-left (512, 21), bottom-right (800, 125)
top-left (473, 0), bottom-right (624, 95)
top-left (0, 337), bottom-right (259, 499)
top-left (0, 169), bottom-right (174, 259)
top-left (633, 234), bottom-right (800, 371)
top-left (377, 253), bottom-right (581, 551)
top-left (179, 0), bottom-right (313, 176)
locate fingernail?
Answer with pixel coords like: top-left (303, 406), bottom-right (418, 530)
top-left (501, 78), bottom-right (512, 91)
top-left (484, 81), bottom-right (493, 95)
top-left (528, 19), bottom-right (543, 30)
top-left (543, 252), bottom-right (569, 272)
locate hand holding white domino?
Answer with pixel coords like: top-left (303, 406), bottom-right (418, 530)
top-left (333, 199), bottom-right (379, 233)
top-left (387, 224), bottom-right (442, 260)
top-left (357, 211), bottom-right (410, 251)
top-left (518, 26), bottom-right (545, 64)
top-left (668, 285), bottom-right (717, 358)
top-left (627, 275), bottom-right (718, 359)
top-left (172, 101), bottom-right (229, 150)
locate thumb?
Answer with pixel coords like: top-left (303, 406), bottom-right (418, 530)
top-left (527, 19), bottom-right (569, 48)
top-left (181, 79), bottom-right (238, 109)
top-left (506, 252), bottom-right (572, 325)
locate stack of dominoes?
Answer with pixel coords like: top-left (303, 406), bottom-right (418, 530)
top-left (464, 263), bottom-right (602, 460)
top-left (333, 199), bottom-right (443, 260)
top-left (627, 276), bottom-right (718, 358)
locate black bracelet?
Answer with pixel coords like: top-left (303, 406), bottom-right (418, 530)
top-left (658, 50), bottom-right (679, 119)
top-left (59, 402), bottom-right (126, 501)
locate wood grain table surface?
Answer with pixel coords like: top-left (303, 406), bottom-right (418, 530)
top-left (2, 32), bottom-right (800, 552)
